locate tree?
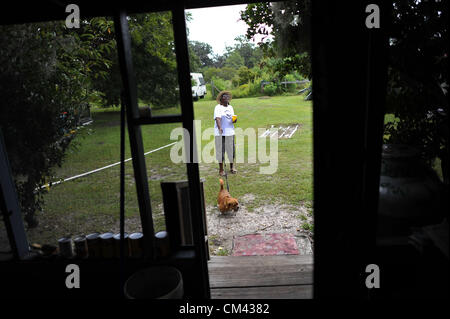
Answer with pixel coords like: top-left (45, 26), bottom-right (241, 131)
top-left (224, 50), bottom-right (245, 69)
top-left (188, 42), bottom-right (202, 72)
top-left (384, 0), bottom-right (448, 171)
top-left (218, 67), bottom-right (237, 81)
top-left (203, 67), bottom-right (220, 82)
top-left (189, 40), bottom-right (214, 68)
top-left (236, 66), bottom-right (255, 85)
top-left (92, 13), bottom-right (180, 109)
top-left (81, 18), bottom-right (120, 107)
top-left (232, 35), bottom-right (264, 69)
top-left (129, 12), bottom-right (179, 108)
top-left (0, 20), bottom-right (111, 227)
top-left (211, 53), bottom-right (227, 68)
top-left (240, 1), bottom-right (312, 79)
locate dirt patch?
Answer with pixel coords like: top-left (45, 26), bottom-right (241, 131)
top-left (206, 197), bottom-right (313, 256)
top-left (149, 174), bottom-right (167, 181)
top-left (241, 193), bottom-right (256, 203)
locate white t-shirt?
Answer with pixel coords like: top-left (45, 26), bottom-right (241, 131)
top-left (214, 104), bottom-right (235, 136)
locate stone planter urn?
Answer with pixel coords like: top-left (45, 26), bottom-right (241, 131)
top-left (377, 144), bottom-right (445, 237)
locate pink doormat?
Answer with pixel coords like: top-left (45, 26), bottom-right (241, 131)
top-left (232, 233), bottom-right (299, 256)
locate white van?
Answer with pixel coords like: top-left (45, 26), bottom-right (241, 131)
top-left (191, 73), bottom-right (207, 101)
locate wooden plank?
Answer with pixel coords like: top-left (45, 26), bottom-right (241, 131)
top-left (208, 255), bottom-right (313, 288)
top-left (208, 255), bottom-right (313, 267)
top-left (210, 285), bottom-right (313, 299)
top-left (209, 267), bottom-right (313, 288)
top-left (209, 270), bottom-right (312, 288)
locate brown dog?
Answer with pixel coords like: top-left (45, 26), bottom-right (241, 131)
top-left (217, 179), bottom-right (239, 213)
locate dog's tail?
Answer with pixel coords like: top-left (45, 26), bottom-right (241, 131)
top-left (219, 178), bottom-right (224, 190)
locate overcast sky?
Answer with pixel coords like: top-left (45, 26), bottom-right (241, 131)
top-left (185, 4), bottom-right (250, 56)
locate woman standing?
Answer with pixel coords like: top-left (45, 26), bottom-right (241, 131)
top-left (214, 91), bottom-right (237, 176)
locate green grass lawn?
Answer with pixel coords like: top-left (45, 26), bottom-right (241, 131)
top-left (27, 95), bottom-right (313, 244)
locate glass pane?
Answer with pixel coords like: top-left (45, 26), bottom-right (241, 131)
top-left (128, 11), bottom-right (181, 115)
top-left (185, 3), bottom-right (314, 258)
top-left (377, 1), bottom-right (447, 239)
top-left (0, 16), bottom-right (138, 258)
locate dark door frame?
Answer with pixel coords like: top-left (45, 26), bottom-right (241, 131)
top-left (0, 0), bottom-right (390, 299)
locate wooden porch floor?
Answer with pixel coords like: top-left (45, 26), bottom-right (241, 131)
top-left (208, 255), bottom-right (313, 299)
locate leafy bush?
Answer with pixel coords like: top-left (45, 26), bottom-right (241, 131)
top-left (211, 76), bottom-right (232, 91)
top-left (232, 76), bottom-right (240, 88)
top-left (203, 67), bottom-right (220, 83)
top-left (237, 66), bottom-right (255, 85)
top-left (218, 67), bottom-right (237, 81)
top-left (263, 83), bottom-right (278, 96)
top-left (283, 74), bottom-right (298, 93)
top-left (231, 84), bottom-right (250, 99)
top-left (249, 78), bottom-right (263, 96)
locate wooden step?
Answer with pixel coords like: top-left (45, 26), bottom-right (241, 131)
top-left (208, 255), bottom-right (313, 299)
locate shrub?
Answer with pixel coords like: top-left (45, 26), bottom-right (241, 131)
top-left (249, 78), bottom-right (264, 96)
top-left (231, 84), bottom-right (250, 99)
top-left (218, 67), bottom-right (237, 81)
top-left (237, 66), bottom-right (255, 85)
top-left (203, 67), bottom-right (220, 82)
top-left (263, 83), bottom-right (278, 96)
top-left (211, 76), bottom-right (232, 91)
top-left (283, 74), bottom-right (298, 93)
top-left (232, 76), bottom-right (240, 88)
